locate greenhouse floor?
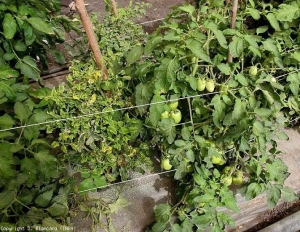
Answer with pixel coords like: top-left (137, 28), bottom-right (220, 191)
top-left (70, 127), bottom-right (300, 232)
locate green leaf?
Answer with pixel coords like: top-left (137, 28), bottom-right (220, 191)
top-left (211, 95), bottom-right (226, 128)
top-left (232, 98), bottom-right (245, 122)
top-left (152, 222), bottom-right (166, 232)
top-left (186, 39), bottom-right (212, 63)
top-left (274, 4), bottom-right (300, 22)
top-left (254, 108), bottom-right (273, 118)
top-left (220, 188), bottom-right (239, 213)
top-left (193, 193), bottom-right (215, 203)
top-left (253, 120), bottom-right (264, 136)
top-left (149, 95), bottom-right (165, 126)
top-left (135, 82), bottom-right (154, 114)
top-left (229, 36), bottom-right (244, 58)
top-left (213, 30), bottom-right (228, 49)
top-left (266, 183), bottom-right (282, 208)
top-left (13, 41), bottom-right (27, 52)
top-left (181, 126), bottom-right (191, 140)
top-left (27, 17), bottom-right (54, 34)
top-left (248, 46), bottom-right (261, 57)
top-left (281, 187), bottom-right (298, 202)
top-left (3, 13), bottom-right (17, 39)
top-left (0, 114), bottom-right (15, 129)
top-left (14, 101), bottom-right (31, 123)
top-left (109, 196), bottom-right (131, 214)
top-left (47, 202), bottom-right (68, 217)
top-left (217, 63), bottom-right (231, 75)
top-left (0, 131), bottom-right (14, 139)
top-left (144, 36), bottom-right (162, 55)
top-left (0, 66), bottom-right (19, 78)
top-left (277, 131), bottom-right (289, 140)
top-left (16, 59), bottom-right (39, 81)
top-left (154, 204), bottom-right (171, 223)
top-left (248, 8), bottom-right (260, 20)
top-left (256, 26), bottom-right (268, 34)
top-left (0, 190), bottom-right (15, 210)
top-left (34, 150), bottom-right (57, 165)
top-left (266, 159), bottom-right (288, 182)
top-left (235, 73), bottom-right (248, 86)
top-left (79, 178), bottom-right (95, 193)
top-left (126, 45), bottom-right (143, 65)
top-left (170, 224), bottom-right (182, 232)
top-left (158, 118), bottom-right (176, 144)
top-left (239, 137), bottom-right (251, 152)
top-left (0, 81), bottom-right (16, 100)
top-left (35, 190), bottom-right (53, 207)
top-left (262, 39), bottom-right (280, 57)
top-left (178, 4), bottom-right (195, 15)
top-left (266, 13), bottom-right (281, 31)
top-left (217, 212), bottom-right (235, 227)
top-left (51, 49), bottom-right (66, 64)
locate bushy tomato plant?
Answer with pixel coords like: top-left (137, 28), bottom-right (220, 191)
top-left (122, 0), bottom-right (300, 230)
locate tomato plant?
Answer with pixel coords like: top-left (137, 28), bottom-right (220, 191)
top-left (123, 0), bottom-right (300, 230)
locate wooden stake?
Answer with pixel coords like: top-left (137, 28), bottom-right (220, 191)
top-left (74, 0), bottom-right (108, 81)
top-left (111, 0), bottom-right (118, 17)
top-left (227, 0), bottom-right (239, 63)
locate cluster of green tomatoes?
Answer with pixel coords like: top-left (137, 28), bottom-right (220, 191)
top-left (160, 100), bottom-right (182, 124)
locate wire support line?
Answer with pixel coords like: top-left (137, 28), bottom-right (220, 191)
top-left (73, 138), bottom-right (254, 194)
top-left (0, 90), bottom-right (229, 133)
top-left (1, 69), bottom-right (299, 133)
top-left (137, 13), bottom-right (186, 25)
top-left (73, 169), bottom-right (177, 194)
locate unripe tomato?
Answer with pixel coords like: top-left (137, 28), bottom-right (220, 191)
top-left (161, 159), bottom-right (172, 170)
top-left (271, 77), bottom-right (277, 83)
top-left (170, 109), bottom-right (182, 124)
top-left (222, 166), bottom-right (232, 174)
top-left (197, 79), bottom-right (206, 91)
top-left (211, 155), bottom-right (225, 165)
top-left (232, 171), bottom-right (243, 185)
top-left (249, 66), bottom-right (258, 76)
top-left (169, 101), bottom-right (178, 110)
top-left (221, 176), bottom-right (232, 186)
top-left (206, 80), bottom-right (215, 92)
top-left (161, 111), bottom-right (170, 119)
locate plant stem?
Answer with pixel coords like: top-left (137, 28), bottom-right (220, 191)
top-left (227, 0), bottom-right (239, 63)
top-left (110, 0), bottom-right (118, 17)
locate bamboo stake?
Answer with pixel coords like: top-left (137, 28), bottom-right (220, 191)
top-left (111, 0), bottom-right (118, 17)
top-left (227, 0), bottom-right (239, 63)
top-left (74, 0), bottom-right (108, 81)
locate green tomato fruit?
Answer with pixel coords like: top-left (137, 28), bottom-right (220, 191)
top-left (232, 175), bottom-right (243, 185)
top-left (161, 159), bottom-right (172, 170)
top-left (222, 166), bottom-right (232, 174)
top-left (197, 79), bottom-right (206, 91)
top-left (206, 80), bottom-right (215, 92)
top-left (170, 109), bottom-right (182, 124)
top-left (232, 171), bottom-right (243, 185)
top-left (204, 140), bottom-right (216, 148)
top-left (169, 101), bottom-right (178, 110)
top-left (220, 84), bottom-right (230, 95)
top-left (211, 155), bottom-right (225, 165)
top-left (221, 176), bottom-right (232, 186)
top-left (271, 77), bottom-right (277, 83)
top-left (249, 66), bottom-right (258, 76)
top-left (161, 111), bottom-right (170, 119)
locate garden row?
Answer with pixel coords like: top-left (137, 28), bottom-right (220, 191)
top-left (0, 0), bottom-right (300, 231)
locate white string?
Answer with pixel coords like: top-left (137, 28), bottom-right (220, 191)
top-left (137, 13), bottom-right (186, 25)
top-left (74, 169), bottom-right (176, 194)
top-left (0, 90), bottom-right (226, 132)
top-left (2, 68), bottom-right (299, 133)
top-left (74, 138), bottom-right (254, 194)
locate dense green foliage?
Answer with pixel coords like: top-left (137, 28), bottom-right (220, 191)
top-left (120, 0), bottom-right (300, 230)
top-left (1, 0), bottom-right (300, 231)
top-left (0, 0), bottom-right (78, 229)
